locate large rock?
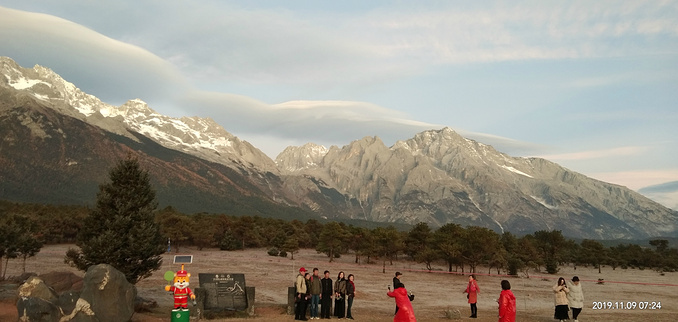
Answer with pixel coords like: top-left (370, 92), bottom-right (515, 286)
top-left (57, 291), bottom-right (81, 315)
top-left (16, 296), bottom-right (61, 322)
top-left (17, 276), bottom-right (58, 302)
top-left (39, 271), bottom-right (84, 293)
top-left (60, 298), bottom-right (97, 322)
top-left (73, 264), bottom-right (136, 322)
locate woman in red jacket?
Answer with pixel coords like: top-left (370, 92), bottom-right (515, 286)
top-left (387, 283), bottom-right (416, 322)
top-left (498, 280), bottom-right (516, 322)
top-left (463, 274), bottom-right (480, 318)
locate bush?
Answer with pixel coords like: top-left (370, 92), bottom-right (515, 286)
top-left (267, 248), bottom-right (280, 256)
top-left (219, 231), bottom-right (242, 251)
top-left (545, 260), bottom-right (559, 274)
top-left (279, 251), bottom-right (288, 258)
top-left (507, 257), bottom-right (524, 276)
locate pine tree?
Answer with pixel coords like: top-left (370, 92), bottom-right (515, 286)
top-left (65, 155), bottom-right (164, 284)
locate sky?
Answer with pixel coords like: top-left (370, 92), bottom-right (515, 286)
top-left (1, 1), bottom-right (677, 207)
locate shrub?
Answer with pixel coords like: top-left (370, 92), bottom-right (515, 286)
top-left (545, 260), bottom-right (559, 274)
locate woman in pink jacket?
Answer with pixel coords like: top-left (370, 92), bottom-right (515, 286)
top-left (387, 283), bottom-right (416, 322)
top-left (498, 280), bottom-right (516, 322)
top-left (463, 274), bottom-right (480, 318)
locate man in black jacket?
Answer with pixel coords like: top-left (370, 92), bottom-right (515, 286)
top-left (320, 270), bottom-right (333, 319)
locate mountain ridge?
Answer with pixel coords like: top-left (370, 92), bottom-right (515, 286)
top-left (2, 56), bottom-right (677, 239)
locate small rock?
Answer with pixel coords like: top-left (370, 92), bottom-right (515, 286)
top-left (443, 307), bottom-right (461, 319)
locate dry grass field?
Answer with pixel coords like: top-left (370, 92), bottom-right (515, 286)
top-left (1, 244), bottom-right (677, 321)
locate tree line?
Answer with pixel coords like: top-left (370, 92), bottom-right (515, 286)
top-left (2, 200), bottom-right (677, 279)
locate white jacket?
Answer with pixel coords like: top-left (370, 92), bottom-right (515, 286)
top-left (566, 281), bottom-right (584, 309)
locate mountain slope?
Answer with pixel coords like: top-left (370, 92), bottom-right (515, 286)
top-left (0, 57), bottom-right (322, 219)
top-left (276, 128), bottom-right (678, 239)
top-left (0, 56), bottom-right (277, 173)
top-left (2, 56), bottom-right (677, 239)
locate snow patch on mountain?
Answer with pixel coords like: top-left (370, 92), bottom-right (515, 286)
top-left (8, 77), bottom-right (49, 90)
top-left (530, 195), bottom-right (556, 209)
top-left (501, 165), bottom-right (533, 178)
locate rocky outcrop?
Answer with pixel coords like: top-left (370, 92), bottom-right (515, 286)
top-left (16, 264), bottom-right (136, 322)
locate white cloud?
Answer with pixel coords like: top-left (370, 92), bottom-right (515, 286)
top-left (538, 146), bottom-right (650, 161)
top-left (0, 6), bottom-right (188, 105)
top-left (22, 0), bottom-right (670, 90)
top-left (589, 169), bottom-right (678, 191)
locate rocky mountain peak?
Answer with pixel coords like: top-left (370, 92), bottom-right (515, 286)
top-left (1, 57), bottom-right (278, 173)
top-left (276, 143), bottom-right (328, 173)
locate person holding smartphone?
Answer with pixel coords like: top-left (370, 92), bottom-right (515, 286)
top-left (553, 277), bottom-right (570, 322)
top-left (387, 280), bottom-right (416, 321)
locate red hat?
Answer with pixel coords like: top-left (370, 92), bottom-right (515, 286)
top-left (299, 267), bottom-right (307, 272)
top-left (176, 270), bottom-right (188, 277)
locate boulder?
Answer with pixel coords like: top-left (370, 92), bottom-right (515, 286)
top-left (39, 271), bottom-right (84, 293)
top-left (0, 283), bottom-right (19, 301)
top-left (60, 298), bottom-right (98, 322)
top-left (17, 276), bottom-right (58, 302)
top-left (10, 272), bottom-right (37, 283)
top-left (16, 296), bottom-right (61, 322)
top-left (76, 264), bottom-right (136, 322)
top-left (134, 296), bottom-right (158, 312)
top-left (57, 291), bottom-right (81, 315)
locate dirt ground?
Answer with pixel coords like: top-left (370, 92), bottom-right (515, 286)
top-left (1, 244), bottom-right (677, 321)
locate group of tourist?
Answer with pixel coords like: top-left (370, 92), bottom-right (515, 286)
top-left (464, 274), bottom-right (584, 322)
top-left (294, 267), bottom-right (355, 320)
top-left (294, 268), bottom-right (584, 322)
top-left (462, 274), bottom-right (517, 322)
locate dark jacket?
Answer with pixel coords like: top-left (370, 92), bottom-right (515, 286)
top-left (305, 279), bottom-right (311, 298)
top-left (321, 277), bottom-right (333, 296)
top-left (393, 277), bottom-right (404, 289)
top-left (346, 281), bottom-right (355, 297)
top-left (335, 278), bottom-right (347, 294)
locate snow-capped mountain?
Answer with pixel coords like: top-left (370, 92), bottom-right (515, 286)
top-left (2, 56), bottom-right (677, 239)
top-left (0, 57), bottom-right (277, 173)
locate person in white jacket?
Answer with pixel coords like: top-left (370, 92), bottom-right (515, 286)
top-left (566, 276), bottom-right (584, 322)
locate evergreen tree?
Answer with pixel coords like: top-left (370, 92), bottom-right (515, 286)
top-left (433, 223), bottom-right (464, 272)
top-left (580, 239), bottom-right (607, 273)
top-left (65, 155), bottom-right (164, 284)
top-left (281, 236), bottom-right (300, 260)
top-left (0, 215), bottom-right (43, 278)
top-left (316, 222), bottom-right (348, 262)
